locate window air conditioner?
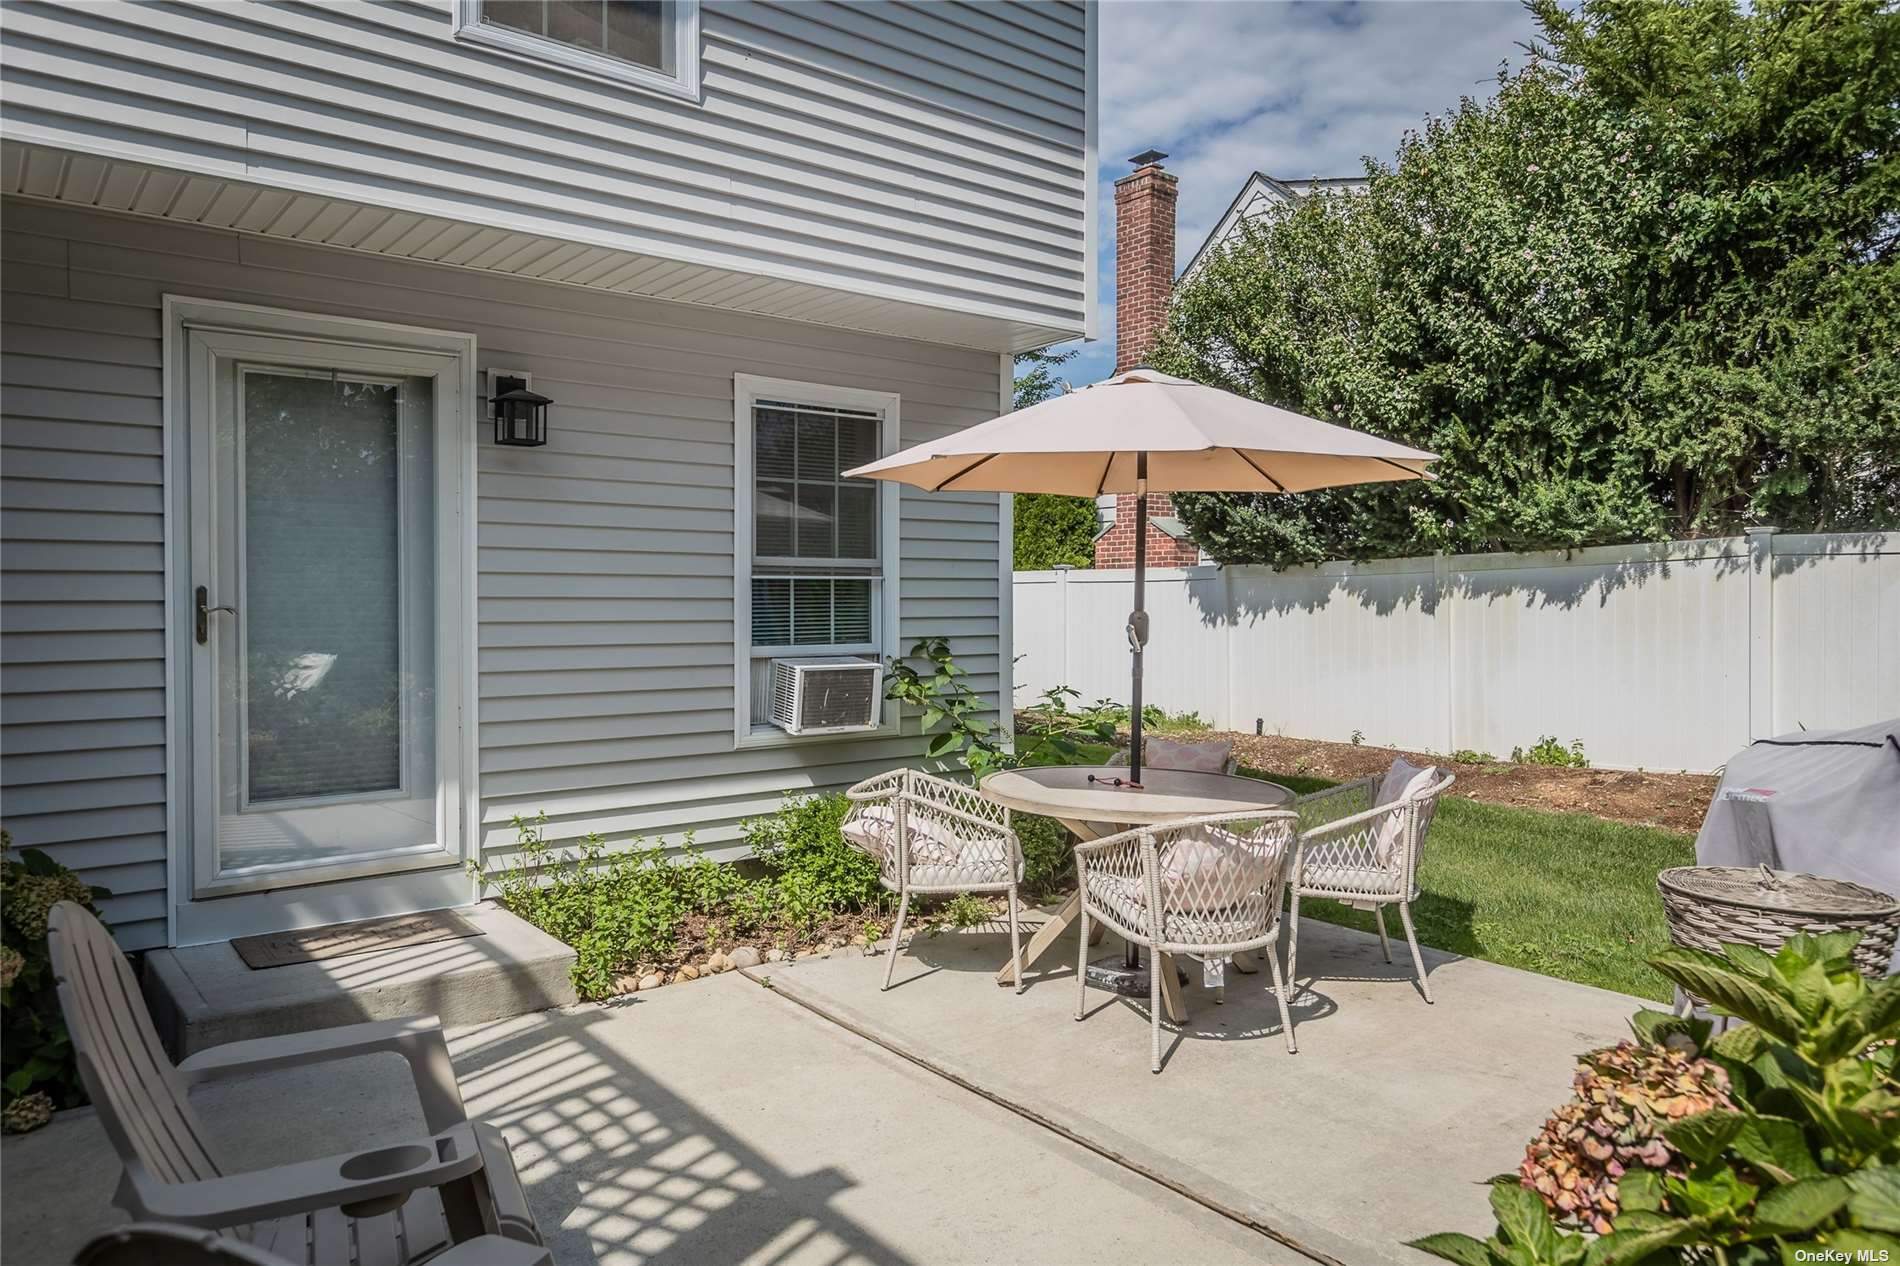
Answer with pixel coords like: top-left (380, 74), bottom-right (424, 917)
top-left (769, 657), bottom-right (884, 735)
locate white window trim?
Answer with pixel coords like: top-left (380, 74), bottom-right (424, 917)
top-left (451, 0), bottom-right (702, 103)
top-left (733, 374), bottom-right (901, 748)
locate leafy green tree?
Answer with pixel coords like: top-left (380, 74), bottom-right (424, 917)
top-left (1161, 0), bottom-right (1900, 568)
top-left (1009, 347), bottom-right (1098, 568)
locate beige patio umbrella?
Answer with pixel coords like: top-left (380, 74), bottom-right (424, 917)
top-left (844, 367), bottom-right (1439, 784)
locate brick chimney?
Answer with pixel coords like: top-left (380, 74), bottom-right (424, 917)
top-left (1094, 149), bottom-right (1199, 569)
top-left (1114, 148), bottom-right (1177, 374)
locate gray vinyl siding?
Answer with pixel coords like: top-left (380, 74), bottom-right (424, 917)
top-left (0, 200), bottom-right (1007, 944)
top-left (0, 0), bottom-right (1090, 337)
top-left (1, 223), bottom-right (170, 947)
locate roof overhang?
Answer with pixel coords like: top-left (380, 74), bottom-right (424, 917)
top-left (1, 141), bottom-right (1076, 354)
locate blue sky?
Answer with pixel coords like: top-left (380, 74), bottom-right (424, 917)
top-left (1045, 0), bottom-right (1544, 386)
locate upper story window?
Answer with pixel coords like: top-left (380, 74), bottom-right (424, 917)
top-left (453, 1), bottom-right (701, 101)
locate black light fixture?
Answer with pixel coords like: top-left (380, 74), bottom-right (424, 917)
top-left (489, 373), bottom-right (551, 448)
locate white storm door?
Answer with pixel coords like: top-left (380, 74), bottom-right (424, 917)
top-left (187, 330), bottom-right (465, 897)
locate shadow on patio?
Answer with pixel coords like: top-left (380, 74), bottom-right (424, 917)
top-left (446, 1003), bottom-right (907, 1266)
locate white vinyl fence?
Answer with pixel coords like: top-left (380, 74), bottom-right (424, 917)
top-left (1013, 531), bottom-right (1899, 773)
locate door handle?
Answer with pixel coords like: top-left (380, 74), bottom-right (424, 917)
top-left (195, 586), bottom-right (236, 645)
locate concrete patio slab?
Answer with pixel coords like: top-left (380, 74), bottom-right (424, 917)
top-left (751, 915), bottom-right (1643, 1266)
top-left (3, 968), bottom-right (1312, 1266)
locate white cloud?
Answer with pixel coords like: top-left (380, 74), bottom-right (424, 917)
top-left (1054, 0), bottom-right (1543, 384)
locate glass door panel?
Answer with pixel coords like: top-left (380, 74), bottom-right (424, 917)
top-left (194, 344), bottom-right (452, 891)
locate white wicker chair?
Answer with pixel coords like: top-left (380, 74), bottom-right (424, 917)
top-left (1288, 769), bottom-right (1455, 1004)
top-left (1073, 809), bottom-right (1300, 1072)
top-left (842, 768), bottom-right (1025, 991)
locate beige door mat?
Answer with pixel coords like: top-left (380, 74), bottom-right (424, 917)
top-left (232, 908), bottom-right (484, 969)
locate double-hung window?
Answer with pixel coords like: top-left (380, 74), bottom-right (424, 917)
top-left (735, 376), bottom-right (899, 742)
top-left (453, 1), bottom-right (700, 100)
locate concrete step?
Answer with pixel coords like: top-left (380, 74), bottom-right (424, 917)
top-left (143, 902), bottom-right (577, 1057)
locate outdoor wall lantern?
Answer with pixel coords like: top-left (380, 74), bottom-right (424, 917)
top-left (487, 371), bottom-right (551, 448)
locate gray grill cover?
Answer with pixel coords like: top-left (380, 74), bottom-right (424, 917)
top-left (1694, 718), bottom-right (1900, 972)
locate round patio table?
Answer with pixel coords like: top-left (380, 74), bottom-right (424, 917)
top-left (980, 765), bottom-right (1294, 1008)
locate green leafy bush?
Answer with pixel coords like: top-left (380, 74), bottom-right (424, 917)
top-left (886, 646), bottom-right (1113, 778)
top-left (473, 815), bottom-right (693, 999)
top-left (742, 791), bottom-right (881, 914)
top-left (1008, 347), bottom-right (1096, 571)
top-left (1514, 736), bottom-right (1589, 769)
top-left (884, 637), bottom-right (1011, 776)
top-left (1014, 494), bottom-right (1097, 570)
top-left (1411, 933), bottom-right (1900, 1265)
top-left (2, 837), bottom-right (111, 1129)
top-left (1015, 813), bottom-right (1075, 899)
top-left (478, 797), bottom-right (892, 1000)
top-left (938, 893), bottom-right (994, 931)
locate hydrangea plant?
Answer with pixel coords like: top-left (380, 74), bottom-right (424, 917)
top-left (2, 834), bottom-right (111, 1130)
top-left (1520, 1033), bottom-right (1736, 1233)
top-left (1412, 933), bottom-right (1900, 1265)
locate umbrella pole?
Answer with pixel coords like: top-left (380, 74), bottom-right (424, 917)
top-left (1128, 453), bottom-right (1148, 787)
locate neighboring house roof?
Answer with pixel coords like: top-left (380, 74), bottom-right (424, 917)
top-left (1180, 170), bottom-right (1370, 281)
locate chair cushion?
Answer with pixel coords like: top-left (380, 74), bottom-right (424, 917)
top-left (1372, 758), bottom-right (1438, 865)
top-left (1157, 824), bottom-right (1284, 912)
top-left (1148, 737), bottom-right (1233, 773)
top-left (839, 804), bottom-right (961, 867)
top-left (1108, 737), bottom-right (1233, 774)
top-left (839, 803), bottom-right (890, 855)
top-left (1083, 825), bottom-right (1284, 925)
top-left (1299, 860), bottom-right (1405, 898)
top-left (1083, 870), bottom-right (1271, 945)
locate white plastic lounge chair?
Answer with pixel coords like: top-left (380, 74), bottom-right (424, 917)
top-left (842, 768), bottom-right (1025, 991)
top-left (75, 1221), bottom-right (552, 1266)
top-left (47, 902), bottom-right (542, 1265)
top-left (1074, 809), bottom-right (1300, 1072)
top-left (1288, 763), bottom-right (1455, 1003)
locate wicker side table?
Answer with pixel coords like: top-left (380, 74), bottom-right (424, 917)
top-left (1657, 865), bottom-right (1900, 985)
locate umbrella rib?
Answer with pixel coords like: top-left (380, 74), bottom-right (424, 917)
top-left (1236, 450), bottom-right (1288, 493)
top-left (1094, 452), bottom-right (1113, 497)
top-left (931, 452), bottom-right (997, 492)
top-left (1372, 455), bottom-right (1427, 480)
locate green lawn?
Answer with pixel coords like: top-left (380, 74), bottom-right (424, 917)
top-left (1243, 766), bottom-right (1694, 1001)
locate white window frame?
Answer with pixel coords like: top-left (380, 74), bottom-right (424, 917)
top-left (451, 0), bottom-right (701, 103)
top-left (733, 374), bottom-right (900, 748)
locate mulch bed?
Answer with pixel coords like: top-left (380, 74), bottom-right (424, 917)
top-left (602, 907), bottom-right (975, 997)
top-left (1219, 731), bottom-right (1716, 834)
